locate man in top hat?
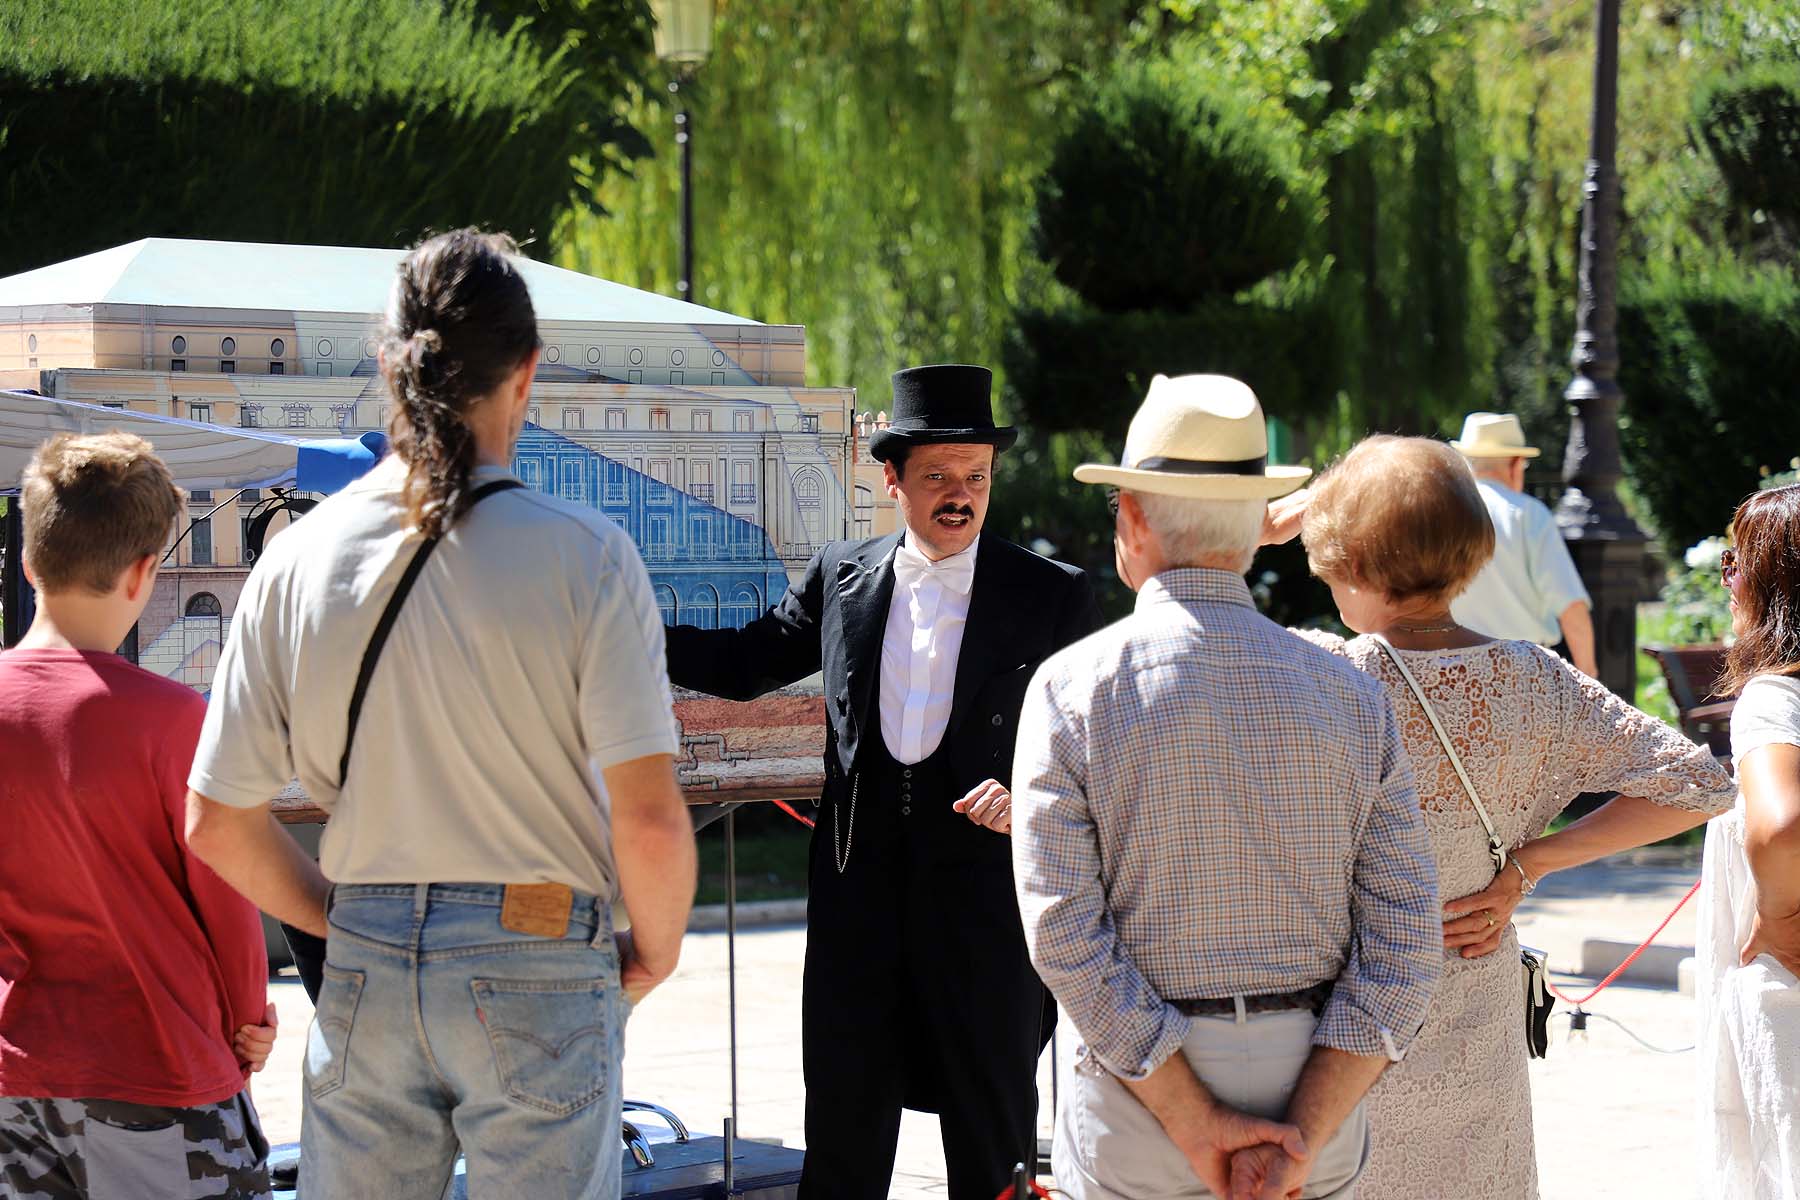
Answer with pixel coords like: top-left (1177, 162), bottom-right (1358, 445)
top-left (1448, 412), bottom-right (1597, 677)
top-left (664, 364), bottom-right (1102, 1198)
top-left (1012, 375), bottom-right (1440, 1199)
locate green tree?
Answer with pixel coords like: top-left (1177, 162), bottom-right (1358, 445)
top-left (1031, 57), bottom-right (1317, 313)
top-left (995, 51), bottom-right (1324, 589)
top-left (1618, 264), bottom-right (1800, 555)
top-left (0, 0), bottom-right (651, 275)
top-left (557, 0), bottom-right (1143, 414)
top-left (1695, 63), bottom-right (1800, 262)
top-left (1154, 0), bottom-right (1505, 441)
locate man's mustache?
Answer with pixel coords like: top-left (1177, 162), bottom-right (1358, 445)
top-left (934, 504), bottom-right (975, 519)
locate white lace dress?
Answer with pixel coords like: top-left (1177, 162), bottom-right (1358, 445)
top-left (1296, 634), bottom-right (1734, 1200)
top-left (1696, 674), bottom-right (1800, 1199)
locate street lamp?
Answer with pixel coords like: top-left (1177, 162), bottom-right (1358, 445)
top-left (651, 0), bottom-right (714, 306)
top-left (1556, 0), bottom-right (1646, 700)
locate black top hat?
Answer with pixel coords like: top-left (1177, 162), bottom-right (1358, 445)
top-left (867, 364), bottom-right (1018, 463)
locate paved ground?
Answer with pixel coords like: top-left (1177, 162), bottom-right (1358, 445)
top-left (252, 848), bottom-right (1711, 1198)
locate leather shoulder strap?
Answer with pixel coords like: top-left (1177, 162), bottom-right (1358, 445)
top-left (1369, 634), bottom-right (1508, 873)
top-left (338, 478), bottom-right (524, 788)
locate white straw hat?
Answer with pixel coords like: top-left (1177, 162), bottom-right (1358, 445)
top-left (1072, 374), bottom-right (1311, 500)
top-left (1450, 411), bottom-right (1541, 459)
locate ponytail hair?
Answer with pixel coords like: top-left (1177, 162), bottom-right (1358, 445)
top-left (380, 229), bottom-right (540, 539)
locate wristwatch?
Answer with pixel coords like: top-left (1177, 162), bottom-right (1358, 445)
top-left (1506, 854), bottom-right (1537, 896)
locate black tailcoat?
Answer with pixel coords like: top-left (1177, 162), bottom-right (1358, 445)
top-left (665, 532), bottom-right (1101, 1199)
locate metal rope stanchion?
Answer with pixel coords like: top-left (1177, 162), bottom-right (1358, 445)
top-left (723, 803), bottom-right (740, 1194)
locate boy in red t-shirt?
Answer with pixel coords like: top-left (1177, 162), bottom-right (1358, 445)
top-left (0, 433), bottom-right (278, 1199)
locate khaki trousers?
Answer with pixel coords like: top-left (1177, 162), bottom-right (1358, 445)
top-left (1052, 1008), bottom-right (1370, 1200)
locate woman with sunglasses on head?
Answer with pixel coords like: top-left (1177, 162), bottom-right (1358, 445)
top-left (1697, 484), bottom-right (1800, 1200)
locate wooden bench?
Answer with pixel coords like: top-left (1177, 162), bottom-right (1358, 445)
top-left (1642, 643), bottom-right (1734, 757)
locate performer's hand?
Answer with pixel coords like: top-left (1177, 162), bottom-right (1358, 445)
top-left (1442, 865), bottom-right (1526, 958)
top-left (1229, 1140), bottom-right (1309, 1200)
top-left (233, 1002), bottom-right (279, 1073)
top-left (1741, 906), bottom-right (1800, 978)
top-left (1259, 488), bottom-right (1310, 547)
top-left (617, 928), bottom-right (677, 1004)
top-left (953, 779), bottom-right (1012, 834)
top-left (1175, 1105), bottom-right (1308, 1199)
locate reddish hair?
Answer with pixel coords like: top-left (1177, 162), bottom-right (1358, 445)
top-left (1303, 435), bottom-right (1495, 603)
top-left (1723, 483), bottom-right (1800, 695)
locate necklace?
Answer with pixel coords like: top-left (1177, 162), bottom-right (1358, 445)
top-left (1388, 620), bottom-right (1460, 634)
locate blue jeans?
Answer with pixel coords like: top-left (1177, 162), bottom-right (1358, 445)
top-left (300, 884), bottom-right (624, 1200)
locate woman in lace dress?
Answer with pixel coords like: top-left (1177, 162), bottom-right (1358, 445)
top-left (1696, 483), bottom-right (1800, 1199)
top-left (1275, 436), bottom-right (1734, 1200)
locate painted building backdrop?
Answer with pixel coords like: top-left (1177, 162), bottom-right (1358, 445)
top-left (513, 423), bottom-right (792, 629)
top-left (0, 239), bottom-right (887, 702)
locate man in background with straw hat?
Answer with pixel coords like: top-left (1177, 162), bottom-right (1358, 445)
top-left (1449, 411), bottom-right (1598, 677)
top-left (1011, 374), bottom-right (1441, 1199)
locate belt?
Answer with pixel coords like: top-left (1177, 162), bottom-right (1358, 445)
top-left (1171, 981), bottom-right (1335, 1018)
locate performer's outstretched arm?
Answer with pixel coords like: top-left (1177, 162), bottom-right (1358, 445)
top-left (665, 549), bottom-right (828, 700)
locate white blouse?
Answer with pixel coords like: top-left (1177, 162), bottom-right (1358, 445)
top-left (1697, 673), bottom-right (1800, 1199)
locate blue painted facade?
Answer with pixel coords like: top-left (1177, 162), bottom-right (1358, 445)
top-left (512, 424), bottom-right (790, 629)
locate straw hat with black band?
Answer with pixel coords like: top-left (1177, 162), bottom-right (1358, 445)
top-left (1073, 374), bottom-right (1310, 500)
top-left (1450, 412), bottom-right (1541, 460)
top-left (866, 364), bottom-right (1017, 463)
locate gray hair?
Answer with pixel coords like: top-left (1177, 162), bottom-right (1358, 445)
top-left (1130, 491), bottom-right (1265, 571)
top-left (1463, 454), bottom-right (1518, 480)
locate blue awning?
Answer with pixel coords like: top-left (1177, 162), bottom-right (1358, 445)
top-left (1, 390), bottom-right (385, 496)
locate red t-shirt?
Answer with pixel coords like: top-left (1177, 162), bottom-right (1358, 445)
top-left (0, 648), bottom-right (266, 1105)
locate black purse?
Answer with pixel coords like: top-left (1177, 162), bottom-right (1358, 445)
top-left (1372, 636), bottom-right (1557, 1059)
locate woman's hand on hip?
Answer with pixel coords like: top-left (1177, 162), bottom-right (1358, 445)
top-left (1741, 906), bottom-right (1800, 979)
top-left (1442, 866), bottom-right (1526, 958)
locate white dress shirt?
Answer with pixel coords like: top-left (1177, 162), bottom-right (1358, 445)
top-left (879, 534), bottom-right (979, 765)
top-left (1451, 479), bottom-right (1591, 645)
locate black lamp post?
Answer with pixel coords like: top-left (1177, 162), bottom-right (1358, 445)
top-left (1556, 0), bottom-right (1646, 699)
top-left (652, 0), bottom-right (714, 305)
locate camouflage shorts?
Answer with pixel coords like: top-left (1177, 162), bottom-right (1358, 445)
top-left (0, 1091), bottom-right (269, 1199)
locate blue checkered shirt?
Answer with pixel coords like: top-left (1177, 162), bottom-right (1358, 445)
top-left (1011, 569), bottom-right (1441, 1080)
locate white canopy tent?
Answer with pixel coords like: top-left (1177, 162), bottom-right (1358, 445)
top-left (0, 390), bottom-right (392, 643)
top-left (0, 390), bottom-right (308, 494)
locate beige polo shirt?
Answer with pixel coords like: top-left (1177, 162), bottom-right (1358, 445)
top-left (189, 457), bottom-right (680, 897)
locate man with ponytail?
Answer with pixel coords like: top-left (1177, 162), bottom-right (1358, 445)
top-left (183, 229), bottom-right (696, 1200)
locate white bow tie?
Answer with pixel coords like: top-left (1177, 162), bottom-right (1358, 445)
top-left (892, 538), bottom-right (977, 595)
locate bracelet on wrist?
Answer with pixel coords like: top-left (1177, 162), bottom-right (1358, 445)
top-left (1506, 854), bottom-right (1537, 895)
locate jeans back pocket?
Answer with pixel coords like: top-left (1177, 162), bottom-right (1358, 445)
top-left (306, 964), bottom-right (366, 1099)
top-left (471, 977), bottom-right (617, 1117)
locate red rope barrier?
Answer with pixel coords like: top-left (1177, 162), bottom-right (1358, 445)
top-left (771, 798), bottom-right (815, 829)
top-left (993, 1181), bottom-right (1052, 1200)
top-left (1545, 878), bottom-right (1702, 1007)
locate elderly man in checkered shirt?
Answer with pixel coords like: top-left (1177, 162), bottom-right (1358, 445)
top-left (1012, 376), bottom-right (1441, 1200)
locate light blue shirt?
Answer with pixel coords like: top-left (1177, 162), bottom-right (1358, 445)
top-left (1453, 479), bottom-right (1591, 645)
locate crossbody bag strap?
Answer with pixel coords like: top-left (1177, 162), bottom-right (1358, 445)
top-left (337, 478), bottom-right (525, 787)
top-left (1369, 634), bottom-right (1508, 873)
